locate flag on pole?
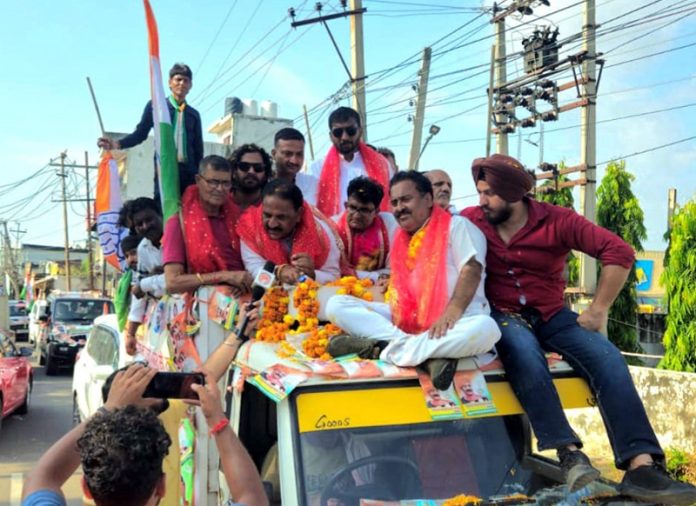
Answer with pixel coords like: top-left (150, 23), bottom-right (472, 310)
top-left (95, 152), bottom-right (129, 271)
top-left (144, 0), bottom-right (180, 221)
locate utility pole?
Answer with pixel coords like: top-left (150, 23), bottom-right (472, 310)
top-left (9, 222), bottom-right (27, 251)
top-left (85, 151), bottom-right (95, 291)
top-left (578, 0), bottom-right (598, 294)
top-left (349, 0), bottom-right (367, 140)
top-left (493, 12), bottom-right (508, 155)
top-left (408, 47), bottom-right (432, 170)
top-left (302, 105), bottom-right (315, 161)
top-left (667, 188), bottom-right (677, 230)
top-left (0, 220), bottom-right (21, 297)
top-left (59, 151), bottom-right (72, 291)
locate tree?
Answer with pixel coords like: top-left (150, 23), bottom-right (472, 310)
top-left (537, 164), bottom-right (579, 286)
top-left (659, 199), bottom-right (696, 372)
top-left (596, 160), bottom-right (646, 353)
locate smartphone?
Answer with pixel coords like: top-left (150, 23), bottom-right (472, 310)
top-left (143, 372), bottom-right (205, 400)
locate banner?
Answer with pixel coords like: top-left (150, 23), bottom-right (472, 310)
top-left (95, 152), bottom-right (128, 270)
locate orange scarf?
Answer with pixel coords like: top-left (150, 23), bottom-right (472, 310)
top-left (180, 185), bottom-right (241, 274)
top-left (237, 202), bottom-right (331, 269)
top-left (336, 212), bottom-right (389, 273)
top-left (316, 142), bottom-right (390, 217)
top-left (389, 206), bottom-right (451, 334)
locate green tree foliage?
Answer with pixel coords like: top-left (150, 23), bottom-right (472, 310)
top-left (537, 165), bottom-right (579, 286)
top-left (660, 200), bottom-right (696, 372)
top-left (596, 160), bottom-right (646, 353)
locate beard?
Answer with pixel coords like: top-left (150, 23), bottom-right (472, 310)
top-left (483, 205), bottom-right (512, 225)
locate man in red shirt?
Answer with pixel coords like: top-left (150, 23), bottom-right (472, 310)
top-left (461, 154), bottom-right (696, 505)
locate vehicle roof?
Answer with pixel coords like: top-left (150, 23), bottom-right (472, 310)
top-left (93, 314), bottom-right (118, 330)
top-left (48, 291), bottom-right (111, 301)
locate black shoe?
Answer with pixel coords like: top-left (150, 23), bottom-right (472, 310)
top-left (426, 358), bottom-right (457, 390)
top-left (619, 462), bottom-right (696, 506)
top-left (557, 447), bottom-right (601, 492)
top-left (326, 334), bottom-right (383, 359)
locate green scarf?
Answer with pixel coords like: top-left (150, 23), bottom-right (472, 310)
top-left (114, 269), bottom-right (133, 332)
top-left (169, 96), bottom-right (188, 163)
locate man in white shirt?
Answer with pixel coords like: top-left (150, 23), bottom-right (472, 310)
top-left (271, 127), bottom-right (318, 205)
top-left (325, 171), bottom-right (500, 390)
top-left (425, 169), bottom-right (458, 214)
top-left (237, 179), bottom-right (342, 285)
top-left (307, 107), bottom-right (390, 219)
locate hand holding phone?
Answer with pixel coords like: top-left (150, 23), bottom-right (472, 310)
top-left (143, 372), bottom-right (205, 400)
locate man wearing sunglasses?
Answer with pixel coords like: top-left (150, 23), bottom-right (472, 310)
top-left (307, 107), bottom-right (390, 219)
top-left (228, 143), bottom-right (273, 210)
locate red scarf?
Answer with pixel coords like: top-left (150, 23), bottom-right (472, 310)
top-left (336, 212), bottom-right (390, 273)
top-left (316, 142), bottom-right (390, 217)
top-left (237, 202), bottom-right (331, 268)
top-left (389, 206), bottom-right (451, 334)
top-left (180, 185), bottom-right (241, 274)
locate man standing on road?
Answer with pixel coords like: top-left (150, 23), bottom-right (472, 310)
top-left (271, 127), bottom-right (318, 205)
top-left (228, 143), bottom-right (272, 211)
top-left (307, 107), bottom-right (390, 218)
top-left (461, 153), bottom-right (696, 505)
top-left (97, 63), bottom-right (203, 199)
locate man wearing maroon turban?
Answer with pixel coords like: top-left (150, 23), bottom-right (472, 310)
top-left (461, 154), bottom-right (696, 505)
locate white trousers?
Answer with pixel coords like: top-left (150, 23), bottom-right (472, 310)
top-left (325, 295), bottom-right (501, 367)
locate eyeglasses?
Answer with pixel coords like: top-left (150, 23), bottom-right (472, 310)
top-left (237, 161), bottom-right (266, 173)
top-left (346, 203), bottom-right (376, 215)
top-left (331, 126), bottom-right (358, 138)
top-left (199, 176), bottom-right (232, 189)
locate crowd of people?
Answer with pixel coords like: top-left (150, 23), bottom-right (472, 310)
top-left (23, 62), bottom-right (696, 506)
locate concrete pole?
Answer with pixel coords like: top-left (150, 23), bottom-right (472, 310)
top-left (667, 188), bottom-right (677, 230)
top-left (494, 18), bottom-right (508, 155)
top-left (578, 0), bottom-right (598, 294)
top-left (302, 104), bottom-right (315, 161)
top-left (60, 152), bottom-right (72, 291)
top-left (85, 151), bottom-right (95, 291)
top-left (349, 0), bottom-right (368, 141)
top-left (408, 47), bottom-right (432, 171)
top-left (486, 45), bottom-right (496, 157)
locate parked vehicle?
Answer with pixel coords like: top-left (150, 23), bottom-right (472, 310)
top-left (37, 292), bottom-right (114, 375)
top-left (8, 300), bottom-right (29, 342)
top-left (28, 300), bottom-right (48, 346)
top-left (72, 314), bottom-right (130, 424)
top-left (0, 329), bottom-right (33, 433)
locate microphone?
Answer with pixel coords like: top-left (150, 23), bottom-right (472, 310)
top-left (236, 261), bottom-right (276, 341)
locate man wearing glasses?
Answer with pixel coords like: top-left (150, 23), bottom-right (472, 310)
top-left (308, 107), bottom-right (390, 219)
top-left (228, 143), bottom-right (273, 210)
top-left (162, 155), bottom-right (252, 296)
top-left (335, 176), bottom-right (397, 282)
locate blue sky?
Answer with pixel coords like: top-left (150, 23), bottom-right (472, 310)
top-left (1, 0), bottom-right (694, 250)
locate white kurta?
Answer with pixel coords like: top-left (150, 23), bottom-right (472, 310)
top-left (295, 171), bottom-right (319, 207)
top-left (128, 237), bottom-right (165, 323)
top-left (325, 216), bottom-right (500, 366)
top-left (240, 216), bottom-right (342, 284)
top-left (308, 152), bottom-right (368, 218)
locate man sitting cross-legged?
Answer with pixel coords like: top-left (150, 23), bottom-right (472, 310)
top-left (237, 179), bottom-right (342, 285)
top-left (335, 176), bottom-right (398, 282)
top-left (325, 171), bottom-right (500, 390)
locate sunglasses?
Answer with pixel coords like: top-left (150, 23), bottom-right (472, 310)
top-left (237, 161), bottom-right (266, 173)
top-left (331, 126), bottom-right (358, 138)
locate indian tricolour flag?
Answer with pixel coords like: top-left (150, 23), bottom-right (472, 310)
top-left (144, 0), bottom-right (180, 221)
top-left (95, 152), bottom-right (129, 270)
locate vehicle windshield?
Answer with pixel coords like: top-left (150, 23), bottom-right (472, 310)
top-left (52, 299), bottom-right (114, 323)
top-left (297, 417), bottom-right (533, 506)
top-left (10, 305), bottom-right (28, 317)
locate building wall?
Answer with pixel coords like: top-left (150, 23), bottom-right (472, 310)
top-left (21, 245), bottom-right (88, 269)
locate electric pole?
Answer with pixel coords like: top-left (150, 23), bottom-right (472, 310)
top-left (85, 151), bottom-right (95, 291)
top-left (59, 151), bottom-right (72, 291)
top-left (408, 47), bottom-right (432, 170)
top-left (493, 11), bottom-right (508, 155)
top-left (349, 0), bottom-right (367, 139)
top-left (578, 0), bottom-right (598, 294)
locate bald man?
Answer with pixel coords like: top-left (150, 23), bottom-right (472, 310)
top-left (425, 170), bottom-right (457, 214)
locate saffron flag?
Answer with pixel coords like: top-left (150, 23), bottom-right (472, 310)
top-left (95, 152), bottom-right (129, 271)
top-left (144, 0), bottom-right (180, 221)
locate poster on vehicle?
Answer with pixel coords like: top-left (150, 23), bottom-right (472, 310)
top-left (453, 370), bottom-right (497, 417)
top-left (417, 371), bottom-right (463, 421)
top-left (247, 364), bottom-right (309, 402)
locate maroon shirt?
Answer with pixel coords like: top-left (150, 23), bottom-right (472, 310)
top-left (461, 199), bottom-right (634, 321)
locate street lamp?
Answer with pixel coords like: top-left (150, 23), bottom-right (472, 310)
top-left (414, 124), bottom-right (441, 170)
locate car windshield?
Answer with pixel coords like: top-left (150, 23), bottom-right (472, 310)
top-left (10, 305), bottom-right (27, 317)
top-left (296, 417), bottom-right (533, 506)
top-left (52, 299), bottom-right (114, 322)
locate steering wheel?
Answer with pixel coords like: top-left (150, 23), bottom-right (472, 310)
top-left (320, 455), bottom-right (421, 506)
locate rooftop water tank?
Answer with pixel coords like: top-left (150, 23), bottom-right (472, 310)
top-left (224, 97), bottom-right (243, 116)
top-left (260, 100), bottom-right (278, 119)
top-left (242, 99), bottom-right (258, 116)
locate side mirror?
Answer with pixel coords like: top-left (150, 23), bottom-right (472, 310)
top-left (19, 347), bottom-right (33, 357)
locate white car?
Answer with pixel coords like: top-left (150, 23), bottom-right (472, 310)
top-left (71, 314), bottom-right (132, 423)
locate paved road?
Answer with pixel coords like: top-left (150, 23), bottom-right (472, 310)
top-left (0, 363), bottom-right (85, 506)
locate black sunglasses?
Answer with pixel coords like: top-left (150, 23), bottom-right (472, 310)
top-left (237, 161), bottom-right (266, 173)
top-left (331, 126), bottom-right (358, 138)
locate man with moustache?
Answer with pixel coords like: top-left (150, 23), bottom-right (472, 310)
top-left (271, 128), bottom-right (319, 204)
top-left (425, 169), bottom-right (458, 214)
top-left (307, 107), bottom-right (390, 218)
top-left (325, 171), bottom-right (500, 390)
top-left (228, 143), bottom-right (272, 210)
top-left (237, 179), bottom-right (342, 285)
top-left (98, 63), bottom-right (203, 199)
top-left (461, 153), bottom-right (696, 505)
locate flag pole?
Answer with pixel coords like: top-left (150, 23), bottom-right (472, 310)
top-left (86, 77), bottom-right (106, 137)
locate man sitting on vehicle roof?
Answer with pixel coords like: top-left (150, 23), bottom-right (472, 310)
top-left (325, 171), bottom-right (501, 390)
top-left (335, 176), bottom-right (398, 282)
top-left (237, 179), bottom-right (342, 285)
top-left (461, 153), bottom-right (696, 505)
top-left (163, 155), bottom-right (252, 297)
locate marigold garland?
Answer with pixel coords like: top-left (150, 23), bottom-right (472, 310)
top-left (255, 286), bottom-right (290, 342)
top-left (327, 276), bottom-right (374, 301)
top-left (406, 225), bottom-right (427, 270)
top-left (289, 279), bottom-right (321, 334)
top-left (441, 494), bottom-right (482, 506)
top-left (302, 323), bottom-right (342, 360)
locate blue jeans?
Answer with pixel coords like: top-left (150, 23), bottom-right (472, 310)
top-left (492, 308), bottom-right (663, 469)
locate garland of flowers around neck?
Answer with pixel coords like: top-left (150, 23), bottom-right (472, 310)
top-left (406, 222), bottom-right (428, 270)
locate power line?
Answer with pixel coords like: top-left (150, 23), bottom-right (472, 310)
top-left (194, 0), bottom-right (240, 74)
top-left (597, 135), bottom-right (696, 166)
